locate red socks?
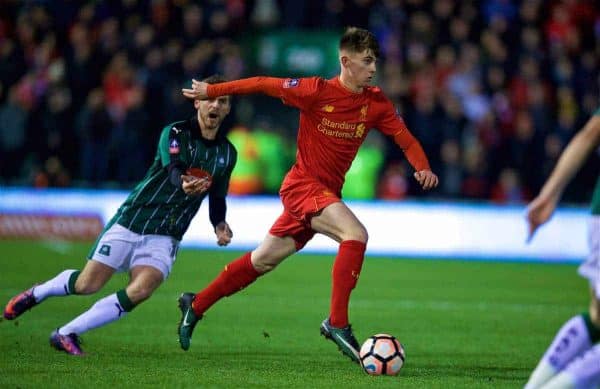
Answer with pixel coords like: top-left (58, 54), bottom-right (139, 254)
top-left (191, 241), bottom-right (366, 328)
top-left (192, 252), bottom-right (261, 316)
top-left (329, 240), bottom-right (366, 328)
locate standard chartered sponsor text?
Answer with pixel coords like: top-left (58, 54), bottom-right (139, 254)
top-left (317, 117), bottom-right (356, 138)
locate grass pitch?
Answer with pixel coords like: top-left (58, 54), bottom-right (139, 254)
top-left (0, 240), bottom-right (587, 388)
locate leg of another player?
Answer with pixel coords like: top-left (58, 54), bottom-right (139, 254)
top-left (311, 202), bottom-right (368, 329)
top-left (3, 260), bottom-right (114, 320)
top-left (179, 234), bottom-right (297, 351)
top-left (58, 265), bottom-right (162, 336)
top-left (191, 234), bottom-right (297, 316)
top-left (539, 343), bottom-right (600, 389)
top-left (524, 289), bottom-right (600, 389)
top-left (590, 287), bottom-right (600, 330)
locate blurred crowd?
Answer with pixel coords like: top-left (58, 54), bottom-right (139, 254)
top-left (0, 0), bottom-right (598, 204)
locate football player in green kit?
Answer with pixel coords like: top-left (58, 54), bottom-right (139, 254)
top-left (4, 75), bottom-right (237, 355)
top-left (525, 107), bottom-right (600, 389)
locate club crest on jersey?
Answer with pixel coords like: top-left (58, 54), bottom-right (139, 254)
top-left (322, 105), bottom-right (335, 112)
top-left (99, 244), bottom-right (111, 256)
top-left (360, 105), bottom-right (368, 120)
top-left (283, 78), bottom-right (299, 88)
top-left (169, 139), bottom-right (180, 154)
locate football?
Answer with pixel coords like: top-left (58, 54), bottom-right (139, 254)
top-left (359, 334), bottom-right (405, 376)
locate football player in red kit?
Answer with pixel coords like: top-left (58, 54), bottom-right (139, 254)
top-left (177, 27), bottom-right (438, 363)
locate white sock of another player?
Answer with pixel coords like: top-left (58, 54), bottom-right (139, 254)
top-left (539, 343), bottom-right (600, 389)
top-left (524, 315), bottom-right (594, 389)
top-left (32, 269), bottom-right (80, 302)
top-left (58, 290), bottom-right (134, 336)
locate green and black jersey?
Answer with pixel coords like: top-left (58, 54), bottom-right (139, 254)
top-left (106, 118), bottom-right (237, 240)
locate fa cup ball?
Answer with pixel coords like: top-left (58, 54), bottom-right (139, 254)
top-left (359, 334), bottom-right (405, 376)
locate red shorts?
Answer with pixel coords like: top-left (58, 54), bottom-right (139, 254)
top-left (269, 176), bottom-right (340, 250)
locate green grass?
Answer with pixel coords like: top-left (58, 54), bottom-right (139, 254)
top-left (0, 240), bottom-right (588, 388)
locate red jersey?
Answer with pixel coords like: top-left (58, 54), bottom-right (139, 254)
top-left (208, 76), bottom-right (430, 195)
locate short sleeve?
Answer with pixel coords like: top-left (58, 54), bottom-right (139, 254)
top-left (159, 125), bottom-right (186, 167)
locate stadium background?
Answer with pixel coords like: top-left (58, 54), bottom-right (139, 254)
top-left (0, 0), bottom-right (597, 203)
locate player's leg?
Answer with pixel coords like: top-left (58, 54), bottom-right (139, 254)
top-left (56, 231), bottom-right (174, 336)
top-left (524, 288), bottom-right (600, 389)
top-left (178, 233), bottom-right (297, 350)
top-left (5, 224), bottom-right (131, 320)
top-left (3, 257), bottom-right (114, 320)
top-left (538, 343), bottom-right (600, 389)
top-left (50, 225), bottom-right (163, 355)
top-left (311, 201), bottom-right (367, 363)
top-left (194, 233), bottom-right (296, 313)
top-left (539, 291), bottom-right (600, 389)
top-left (525, 216), bottom-right (600, 387)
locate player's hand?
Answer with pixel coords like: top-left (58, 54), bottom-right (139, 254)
top-left (413, 170), bottom-right (438, 190)
top-left (181, 175), bottom-right (211, 196)
top-left (525, 194), bottom-right (558, 243)
top-left (215, 221), bottom-right (233, 246)
top-left (181, 79), bottom-right (208, 100)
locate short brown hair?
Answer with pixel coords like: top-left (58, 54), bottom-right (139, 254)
top-left (202, 74), bottom-right (228, 84)
top-left (339, 27), bottom-right (380, 58)
top-left (201, 74), bottom-right (231, 102)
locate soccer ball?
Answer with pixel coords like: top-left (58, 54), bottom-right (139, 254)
top-left (359, 334), bottom-right (405, 376)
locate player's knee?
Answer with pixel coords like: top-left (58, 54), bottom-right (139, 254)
top-left (345, 226), bottom-right (368, 243)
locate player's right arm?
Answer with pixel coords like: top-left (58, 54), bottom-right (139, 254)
top-left (527, 112), bottom-right (600, 240)
top-left (182, 77), bottom-right (322, 110)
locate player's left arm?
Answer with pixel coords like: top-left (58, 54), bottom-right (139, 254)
top-left (526, 113), bottom-right (600, 240)
top-left (208, 145), bottom-right (237, 246)
top-left (376, 100), bottom-right (438, 190)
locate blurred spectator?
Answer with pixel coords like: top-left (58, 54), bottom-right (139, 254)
top-left (112, 86), bottom-right (151, 185)
top-left (490, 167), bottom-right (528, 204)
top-left (438, 139), bottom-right (463, 198)
top-left (33, 156), bottom-right (71, 188)
top-left (0, 0), bottom-right (596, 206)
top-left (75, 88), bottom-right (113, 185)
top-left (0, 86), bottom-right (29, 182)
top-left (378, 162), bottom-right (409, 200)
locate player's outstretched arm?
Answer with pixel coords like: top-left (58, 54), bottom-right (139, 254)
top-left (182, 77), bottom-right (287, 101)
top-left (526, 114), bottom-right (600, 241)
top-left (182, 79), bottom-right (209, 100)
